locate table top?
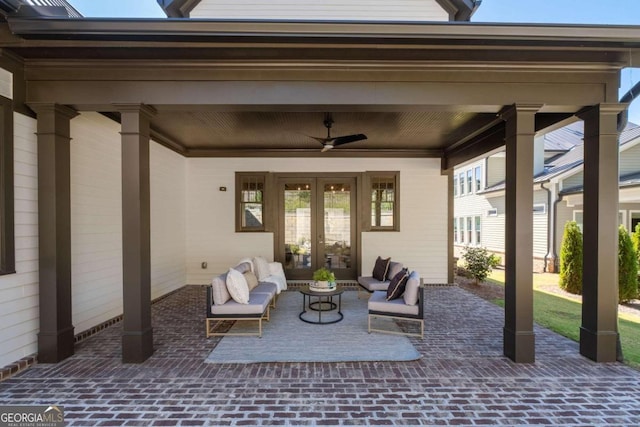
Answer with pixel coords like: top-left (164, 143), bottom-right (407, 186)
top-left (300, 285), bottom-right (344, 297)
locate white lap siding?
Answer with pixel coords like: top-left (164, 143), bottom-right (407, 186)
top-left (190, 0), bottom-right (449, 21)
top-left (0, 113), bottom-right (38, 368)
top-left (186, 157), bottom-right (448, 284)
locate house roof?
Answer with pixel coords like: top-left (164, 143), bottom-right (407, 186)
top-left (481, 122), bottom-right (640, 194)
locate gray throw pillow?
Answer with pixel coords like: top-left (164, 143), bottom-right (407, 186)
top-left (386, 261), bottom-right (404, 280)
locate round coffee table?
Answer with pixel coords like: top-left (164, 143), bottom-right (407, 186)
top-left (299, 286), bottom-right (344, 324)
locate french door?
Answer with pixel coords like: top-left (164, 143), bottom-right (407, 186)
top-left (277, 175), bottom-right (357, 280)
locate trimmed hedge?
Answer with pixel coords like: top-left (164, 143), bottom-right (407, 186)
top-left (559, 221), bottom-right (583, 295)
top-left (619, 225), bottom-right (638, 303)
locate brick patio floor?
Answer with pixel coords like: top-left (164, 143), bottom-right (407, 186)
top-left (1, 285), bottom-right (639, 426)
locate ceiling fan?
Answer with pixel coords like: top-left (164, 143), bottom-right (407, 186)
top-left (309, 114), bottom-right (367, 152)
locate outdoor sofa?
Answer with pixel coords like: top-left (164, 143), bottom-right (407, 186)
top-left (206, 257), bottom-right (287, 338)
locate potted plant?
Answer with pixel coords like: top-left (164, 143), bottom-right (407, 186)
top-left (311, 267), bottom-right (336, 291)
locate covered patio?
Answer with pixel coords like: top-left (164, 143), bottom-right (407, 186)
top-left (2, 285), bottom-right (639, 425)
top-left (1, 8), bottom-right (640, 370)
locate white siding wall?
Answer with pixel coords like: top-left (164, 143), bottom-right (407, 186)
top-left (486, 155), bottom-right (505, 187)
top-left (150, 142), bottom-right (187, 299)
top-left (562, 171), bottom-right (583, 190)
top-left (190, 0), bottom-right (449, 21)
top-left (0, 113), bottom-right (38, 368)
top-left (70, 113), bottom-right (124, 334)
top-left (532, 190), bottom-right (549, 258)
top-left (620, 142), bottom-right (640, 177)
top-left (186, 157), bottom-right (448, 284)
top-left (0, 68), bottom-right (12, 100)
top-left (70, 112), bottom-right (188, 333)
top-left (1, 111), bottom-right (187, 367)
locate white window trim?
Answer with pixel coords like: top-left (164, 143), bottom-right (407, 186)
top-left (487, 208), bottom-right (498, 217)
top-left (573, 209), bottom-right (627, 230)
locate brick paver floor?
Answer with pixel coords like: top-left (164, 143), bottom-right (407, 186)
top-left (1, 285), bottom-right (639, 426)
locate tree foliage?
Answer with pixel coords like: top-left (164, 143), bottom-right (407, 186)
top-left (461, 246), bottom-right (500, 285)
top-left (559, 221), bottom-right (583, 295)
top-left (618, 225), bottom-right (638, 304)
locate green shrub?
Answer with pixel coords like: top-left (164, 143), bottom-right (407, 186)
top-left (559, 221), bottom-right (583, 295)
top-left (633, 223), bottom-right (640, 281)
top-left (461, 246), bottom-right (499, 284)
top-left (618, 225), bottom-right (638, 303)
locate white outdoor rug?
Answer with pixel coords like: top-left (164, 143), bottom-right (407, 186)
top-left (205, 290), bottom-right (422, 364)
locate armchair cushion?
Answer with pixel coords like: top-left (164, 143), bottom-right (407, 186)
top-left (403, 271), bottom-right (421, 306)
top-left (369, 291), bottom-right (419, 316)
top-left (386, 261), bottom-right (404, 281)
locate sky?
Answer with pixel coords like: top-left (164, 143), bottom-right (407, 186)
top-left (67, 0), bottom-right (640, 124)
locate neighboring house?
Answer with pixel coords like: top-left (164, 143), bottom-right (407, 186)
top-left (0, 0), bottom-right (637, 369)
top-left (454, 121), bottom-right (640, 272)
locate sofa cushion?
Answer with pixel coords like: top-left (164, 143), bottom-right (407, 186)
top-left (358, 276), bottom-right (390, 292)
top-left (372, 256), bottom-right (391, 281)
top-left (243, 271), bottom-right (259, 291)
top-left (403, 271), bottom-right (421, 306)
top-left (212, 274), bottom-right (231, 305)
top-left (252, 282), bottom-right (278, 298)
top-left (226, 268), bottom-right (250, 304)
top-left (386, 261), bottom-right (403, 281)
top-left (386, 268), bottom-right (409, 300)
top-left (234, 262), bottom-right (253, 275)
top-left (369, 291), bottom-right (419, 316)
top-left (211, 292), bottom-right (271, 316)
top-left (253, 256), bottom-right (271, 281)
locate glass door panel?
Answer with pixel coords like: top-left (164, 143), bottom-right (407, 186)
top-left (322, 182), bottom-right (351, 271)
top-left (278, 175), bottom-right (357, 280)
top-left (318, 177), bottom-right (356, 280)
top-left (282, 181), bottom-right (313, 277)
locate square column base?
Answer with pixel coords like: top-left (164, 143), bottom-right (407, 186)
top-left (504, 328), bottom-right (535, 363)
top-left (579, 327), bottom-right (618, 362)
top-left (37, 326), bottom-right (75, 363)
top-left (122, 327), bottom-right (154, 363)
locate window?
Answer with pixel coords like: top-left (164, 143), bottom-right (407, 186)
top-left (466, 170), bottom-right (473, 194)
top-left (366, 171), bottom-right (399, 231)
top-left (474, 166), bottom-right (482, 192)
top-left (453, 175), bottom-right (458, 197)
top-left (487, 208), bottom-right (498, 217)
top-left (466, 217), bottom-right (473, 243)
top-left (573, 210), bottom-right (625, 233)
top-left (236, 173), bottom-right (266, 231)
top-left (453, 217), bottom-right (458, 243)
top-left (459, 217), bottom-right (465, 243)
top-left (0, 95), bottom-right (14, 275)
top-left (475, 216), bottom-right (481, 245)
top-left (533, 203), bottom-right (546, 215)
top-left (458, 172), bottom-right (465, 195)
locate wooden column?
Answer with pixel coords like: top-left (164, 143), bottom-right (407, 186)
top-left (33, 104), bottom-right (78, 363)
top-left (577, 104), bottom-right (624, 362)
top-left (118, 104), bottom-right (156, 363)
top-left (501, 104), bottom-right (540, 363)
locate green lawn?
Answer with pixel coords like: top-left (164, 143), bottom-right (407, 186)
top-left (486, 271), bottom-right (640, 369)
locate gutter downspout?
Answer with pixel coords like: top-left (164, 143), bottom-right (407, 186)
top-left (540, 181), bottom-right (553, 273)
top-left (618, 80), bottom-right (640, 132)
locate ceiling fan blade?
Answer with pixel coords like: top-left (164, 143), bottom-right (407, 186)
top-left (306, 135), bottom-right (328, 145)
top-left (332, 134), bottom-right (367, 147)
top-left (321, 144), bottom-right (334, 152)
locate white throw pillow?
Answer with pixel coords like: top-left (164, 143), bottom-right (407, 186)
top-left (226, 268), bottom-right (250, 304)
top-left (253, 256), bottom-right (271, 281)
